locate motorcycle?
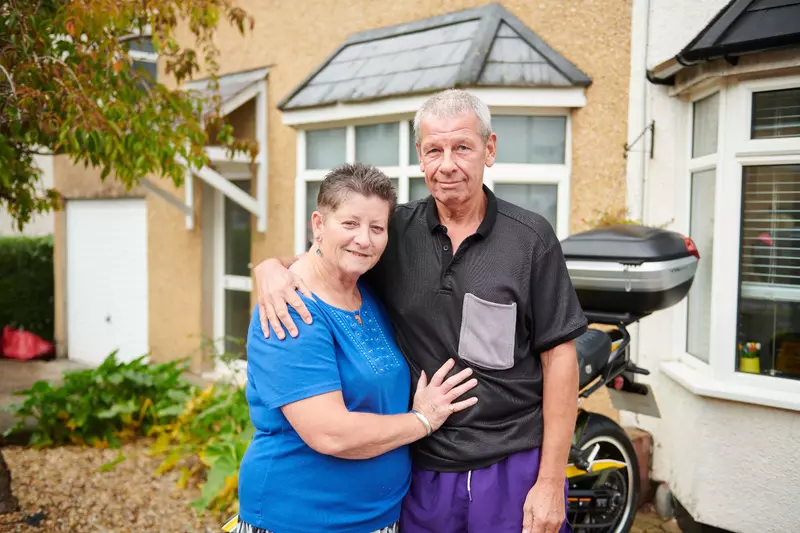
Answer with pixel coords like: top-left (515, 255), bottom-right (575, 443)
top-left (562, 224), bottom-right (700, 533)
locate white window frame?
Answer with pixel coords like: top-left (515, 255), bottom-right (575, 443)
top-left (664, 74), bottom-right (800, 409)
top-left (212, 175), bottom-right (252, 376)
top-left (292, 104), bottom-right (574, 255)
top-left (674, 82), bottom-right (724, 377)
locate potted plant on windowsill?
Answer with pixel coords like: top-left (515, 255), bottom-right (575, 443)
top-left (738, 342), bottom-right (761, 374)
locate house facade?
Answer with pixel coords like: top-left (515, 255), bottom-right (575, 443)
top-left (51, 0), bottom-right (634, 379)
top-left (626, 0), bottom-right (800, 531)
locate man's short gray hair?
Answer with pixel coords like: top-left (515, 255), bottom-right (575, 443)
top-left (413, 89), bottom-right (493, 144)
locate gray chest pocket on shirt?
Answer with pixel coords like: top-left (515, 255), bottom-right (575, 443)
top-left (457, 293), bottom-right (516, 370)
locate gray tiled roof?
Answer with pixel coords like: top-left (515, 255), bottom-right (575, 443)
top-left (278, 3), bottom-right (590, 111)
top-left (184, 66), bottom-right (269, 115)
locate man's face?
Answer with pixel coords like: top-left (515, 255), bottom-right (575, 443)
top-left (416, 111), bottom-right (496, 208)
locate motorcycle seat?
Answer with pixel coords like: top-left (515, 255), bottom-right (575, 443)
top-left (574, 328), bottom-right (612, 389)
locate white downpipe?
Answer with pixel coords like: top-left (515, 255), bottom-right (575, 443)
top-left (622, 0), bottom-right (652, 429)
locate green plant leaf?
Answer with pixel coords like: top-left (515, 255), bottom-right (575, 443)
top-left (99, 451), bottom-right (126, 472)
top-left (157, 404), bottom-right (186, 417)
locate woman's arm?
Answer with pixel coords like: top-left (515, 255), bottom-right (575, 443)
top-left (282, 391), bottom-right (426, 459)
top-left (282, 359), bottom-right (478, 460)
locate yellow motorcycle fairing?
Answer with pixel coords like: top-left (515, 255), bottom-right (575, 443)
top-left (566, 458), bottom-right (628, 479)
top-left (221, 515), bottom-right (239, 532)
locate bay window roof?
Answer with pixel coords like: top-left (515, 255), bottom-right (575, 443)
top-left (278, 3), bottom-right (591, 111)
top-left (649, 0), bottom-right (800, 84)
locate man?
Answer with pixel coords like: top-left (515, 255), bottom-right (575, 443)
top-left (254, 89), bottom-right (586, 533)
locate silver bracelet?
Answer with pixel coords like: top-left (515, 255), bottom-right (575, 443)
top-left (410, 409), bottom-right (433, 436)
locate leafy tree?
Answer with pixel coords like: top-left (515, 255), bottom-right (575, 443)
top-left (0, 0), bottom-right (256, 230)
top-left (0, 0), bottom-right (254, 512)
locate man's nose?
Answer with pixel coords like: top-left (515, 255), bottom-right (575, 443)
top-left (440, 150), bottom-right (457, 173)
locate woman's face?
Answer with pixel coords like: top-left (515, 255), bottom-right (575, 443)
top-left (312, 193), bottom-right (391, 278)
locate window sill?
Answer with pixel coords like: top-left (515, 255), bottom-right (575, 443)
top-left (660, 361), bottom-right (800, 412)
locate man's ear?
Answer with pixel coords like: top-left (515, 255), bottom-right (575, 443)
top-left (485, 132), bottom-right (497, 167)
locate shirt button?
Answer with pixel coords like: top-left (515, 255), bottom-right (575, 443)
top-left (443, 245), bottom-right (450, 251)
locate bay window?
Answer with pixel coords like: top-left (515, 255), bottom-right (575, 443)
top-left (679, 77), bottom-right (800, 393)
top-left (295, 112), bottom-right (572, 254)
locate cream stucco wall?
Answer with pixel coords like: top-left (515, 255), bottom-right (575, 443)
top-left (625, 1), bottom-right (800, 531)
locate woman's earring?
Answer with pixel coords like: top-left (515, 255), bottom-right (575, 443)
top-left (315, 237), bottom-right (322, 256)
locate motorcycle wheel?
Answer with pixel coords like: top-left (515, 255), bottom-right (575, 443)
top-left (568, 414), bottom-right (640, 533)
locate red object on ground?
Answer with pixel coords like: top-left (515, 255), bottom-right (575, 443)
top-left (1, 326), bottom-right (54, 360)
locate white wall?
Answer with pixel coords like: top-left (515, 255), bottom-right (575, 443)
top-left (625, 1), bottom-right (800, 532)
top-left (0, 154), bottom-right (55, 237)
top-left (646, 377), bottom-right (800, 533)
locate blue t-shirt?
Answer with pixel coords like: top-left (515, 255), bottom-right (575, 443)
top-left (238, 282), bottom-right (412, 533)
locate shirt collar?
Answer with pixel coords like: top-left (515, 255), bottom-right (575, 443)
top-left (425, 184), bottom-right (498, 237)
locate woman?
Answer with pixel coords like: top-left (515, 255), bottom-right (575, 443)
top-left (233, 162), bottom-right (479, 533)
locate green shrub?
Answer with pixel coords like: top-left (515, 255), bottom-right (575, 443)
top-left (5, 348), bottom-right (254, 514)
top-left (148, 382), bottom-right (254, 514)
top-left (0, 235), bottom-right (55, 341)
top-left (4, 351), bottom-right (194, 448)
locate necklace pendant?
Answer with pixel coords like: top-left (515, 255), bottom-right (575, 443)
top-left (354, 312), bottom-right (363, 326)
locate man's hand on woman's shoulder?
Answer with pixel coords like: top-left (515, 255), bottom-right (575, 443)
top-left (254, 257), bottom-right (313, 340)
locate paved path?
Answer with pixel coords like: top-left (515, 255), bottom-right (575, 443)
top-left (632, 505), bottom-right (683, 533)
top-left (0, 357), bottom-right (88, 436)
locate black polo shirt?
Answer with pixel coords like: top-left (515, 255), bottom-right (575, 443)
top-left (365, 186), bottom-right (587, 472)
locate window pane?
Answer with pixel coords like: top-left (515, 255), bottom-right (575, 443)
top-left (686, 169), bottom-right (716, 362)
top-left (409, 121), bottom-right (419, 166)
top-left (356, 123), bottom-right (399, 166)
top-left (752, 88), bottom-right (800, 139)
top-left (306, 128), bottom-right (346, 170)
top-left (409, 178), bottom-right (429, 201)
top-left (692, 93), bottom-right (719, 158)
top-left (224, 289), bottom-right (250, 359)
top-left (493, 183), bottom-right (557, 229)
top-left (493, 116), bottom-right (566, 164)
top-left (126, 36), bottom-right (156, 54)
top-left (305, 181), bottom-right (322, 251)
top-left (225, 180), bottom-right (251, 276)
top-left (737, 165), bottom-right (800, 380)
top-left (133, 60), bottom-right (157, 90)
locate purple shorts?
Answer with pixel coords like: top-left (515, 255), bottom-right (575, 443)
top-left (399, 447), bottom-right (571, 533)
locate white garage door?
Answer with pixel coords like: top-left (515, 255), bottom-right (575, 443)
top-left (66, 199), bottom-right (148, 366)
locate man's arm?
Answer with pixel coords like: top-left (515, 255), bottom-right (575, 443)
top-left (522, 340), bottom-right (579, 533)
top-left (523, 235), bottom-right (587, 533)
top-left (538, 340), bottom-right (579, 482)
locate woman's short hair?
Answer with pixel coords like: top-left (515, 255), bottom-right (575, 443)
top-left (317, 162), bottom-right (397, 214)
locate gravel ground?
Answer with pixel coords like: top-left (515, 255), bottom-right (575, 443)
top-left (1, 439), bottom-right (677, 533)
top-left (1, 439), bottom-right (225, 533)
